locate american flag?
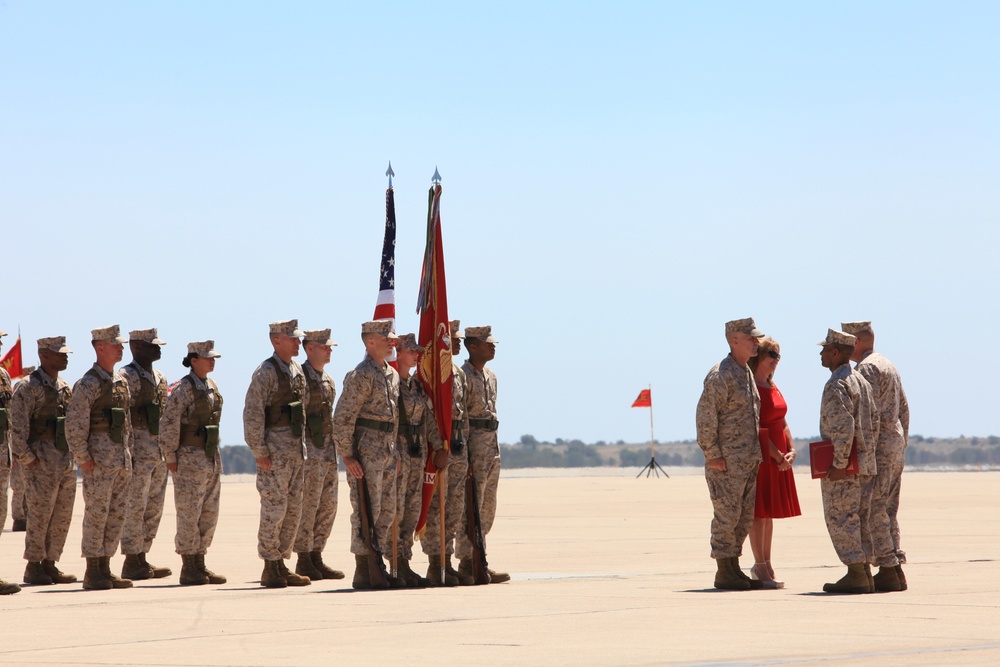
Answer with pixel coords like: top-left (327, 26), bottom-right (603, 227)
top-left (373, 185), bottom-right (397, 361)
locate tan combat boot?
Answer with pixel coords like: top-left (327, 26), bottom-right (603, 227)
top-left (121, 554), bottom-right (151, 581)
top-left (143, 553), bottom-right (172, 579)
top-left (0, 578), bottom-right (21, 595)
top-left (396, 558), bottom-right (429, 588)
top-left (260, 560), bottom-right (288, 588)
top-left (823, 563), bottom-right (870, 594)
top-left (24, 561), bottom-right (53, 585)
top-left (873, 565), bottom-right (902, 592)
top-left (197, 555), bottom-right (227, 584)
top-left (310, 551), bottom-right (345, 580)
top-left (714, 558), bottom-right (750, 591)
top-left (352, 554), bottom-right (372, 590)
top-left (449, 556), bottom-right (475, 586)
top-left (102, 557), bottom-right (133, 589)
top-left (295, 552), bottom-right (323, 581)
top-left (729, 557), bottom-right (762, 590)
top-left (180, 554), bottom-right (209, 585)
top-left (426, 554), bottom-right (458, 587)
top-left (82, 557), bottom-right (112, 591)
top-left (277, 559), bottom-right (311, 586)
top-left (42, 559), bottom-right (77, 584)
top-left (895, 564), bottom-right (908, 590)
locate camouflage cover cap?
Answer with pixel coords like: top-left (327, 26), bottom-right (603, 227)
top-left (361, 320), bottom-right (398, 338)
top-left (38, 336), bottom-right (72, 353)
top-left (21, 366), bottom-right (36, 375)
top-left (0, 329), bottom-right (6, 338)
top-left (450, 320), bottom-right (465, 339)
top-left (841, 321), bottom-right (873, 336)
top-left (269, 319), bottom-right (304, 338)
top-left (396, 333), bottom-right (424, 352)
top-left (302, 329), bottom-right (338, 346)
top-left (725, 318), bottom-right (764, 337)
top-left (817, 329), bottom-right (857, 347)
top-left (187, 340), bottom-right (221, 358)
top-left (465, 325), bottom-right (499, 343)
top-left (129, 328), bottom-right (166, 345)
top-left (92, 324), bottom-right (128, 344)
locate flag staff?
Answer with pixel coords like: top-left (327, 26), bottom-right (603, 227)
top-left (433, 167), bottom-right (447, 582)
top-left (635, 384), bottom-right (668, 478)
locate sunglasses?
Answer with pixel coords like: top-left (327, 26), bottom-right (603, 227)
top-left (767, 350), bottom-right (781, 360)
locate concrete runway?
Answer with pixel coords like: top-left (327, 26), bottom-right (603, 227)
top-left (1, 468), bottom-right (997, 666)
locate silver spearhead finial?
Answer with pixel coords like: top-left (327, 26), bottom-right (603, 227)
top-left (432, 166), bottom-right (441, 183)
top-left (386, 161), bottom-right (395, 188)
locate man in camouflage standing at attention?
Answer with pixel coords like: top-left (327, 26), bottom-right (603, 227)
top-left (9, 337), bottom-right (77, 588)
top-left (422, 320), bottom-right (471, 586)
top-left (119, 328), bottom-right (172, 581)
top-left (244, 319), bottom-right (312, 588)
top-left (818, 328), bottom-right (879, 594)
top-left (333, 320), bottom-right (400, 590)
top-left (695, 318), bottom-right (765, 591)
top-left (842, 320), bottom-right (908, 591)
top-left (0, 329), bottom-right (22, 593)
top-left (293, 329), bottom-right (345, 582)
top-left (66, 325), bottom-right (135, 590)
top-left (456, 325), bottom-right (509, 584)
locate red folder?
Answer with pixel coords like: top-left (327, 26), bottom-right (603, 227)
top-left (810, 439), bottom-right (859, 479)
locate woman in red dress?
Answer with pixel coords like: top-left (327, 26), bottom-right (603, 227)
top-left (748, 337), bottom-right (801, 588)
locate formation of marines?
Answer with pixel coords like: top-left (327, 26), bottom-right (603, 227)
top-left (696, 318), bottom-right (909, 594)
top-left (0, 319), bottom-right (508, 593)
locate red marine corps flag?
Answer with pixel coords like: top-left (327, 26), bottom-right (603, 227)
top-left (631, 389), bottom-right (652, 408)
top-left (414, 170), bottom-right (453, 550)
top-left (0, 333), bottom-right (24, 379)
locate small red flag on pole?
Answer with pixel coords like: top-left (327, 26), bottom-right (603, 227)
top-left (0, 337), bottom-right (24, 379)
top-left (631, 388), bottom-right (652, 408)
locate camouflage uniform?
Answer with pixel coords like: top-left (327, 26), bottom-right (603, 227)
top-left (455, 360), bottom-right (500, 562)
top-left (119, 361), bottom-right (169, 556)
top-left (244, 353), bottom-right (309, 561)
top-left (333, 355), bottom-right (399, 556)
top-left (395, 375), bottom-right (442, 560)
top-left (819, 363), bottom-right (879, 565)
top-left (9, 368), bottom-right (75, 564)
top-left (855, 349), bottom-right (909, 564)
top-left (10, 460), bottom-right (26, 527)
top-left (422, 363), bottom-right (469, 557)
top-left (294, 361), bottom-right (339, 554)
top-left (160, 372), bottom-right (223, 555)
top-left (66, 364), bottom-right (133, 559)
top-left (695, 354), bottom-right (762, 559)
top-left (1, 367), bottom-right (12, 534)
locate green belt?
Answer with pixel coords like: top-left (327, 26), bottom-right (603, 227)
top-left (469, 418), bottom-right (499, 431)
top-left (356, 417), bottom-right (395, 433)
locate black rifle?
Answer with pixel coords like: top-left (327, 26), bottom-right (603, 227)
top-left (357, 475), bottom-right (389, 590)
top-left (464, 474), bottom-right (491, 585)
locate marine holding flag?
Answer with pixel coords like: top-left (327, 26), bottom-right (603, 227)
top-left (0, 329), bottom-right (22, 594)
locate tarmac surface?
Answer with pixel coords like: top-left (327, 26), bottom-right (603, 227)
top-left (1, 467), bottom-right (998, 666)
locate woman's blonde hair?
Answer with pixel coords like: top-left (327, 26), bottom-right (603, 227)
top-left (748, 336), bottom-right (780, 386)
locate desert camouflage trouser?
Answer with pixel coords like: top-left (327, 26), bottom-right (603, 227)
top-left (394, 443), bottom-right (427, 560)
top-left (81, 462), bottom-right (131, 558)
top-left (704, 462), bottom-right (757, 559)
top-left (256, 432), bottom-right (304, 561)
top-left (173, 446), bottom-right (221, 555)
top-left (422, 452), bottom-right (468, 557)
top-left (23, 442), bottom-right (76, 562)
top-left (121, 429), bottom-right (168, 555)
top-left (294, 457), bottom-right (339, 553)
top-left (821, 473), bottom-right (874, 565)
top-left (347, 432), bottom-right (396, 556)
top-left (456, 430), bottom-right (501, 562)
top-left (870, 444), bottom-right (903, 567)
top-left (10, 460), bottom-right (26, 522)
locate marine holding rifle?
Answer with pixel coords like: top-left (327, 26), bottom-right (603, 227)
top-left (159, 340), bottom-right (226, 586)
top-left (65, 325), bottom-right (135, 591)
top-left (9, 336), bottom-right (77, 589)
top-left (243, 319), bottom-right (312, 589)
top-left (332, 319), bottom-right (400, 590)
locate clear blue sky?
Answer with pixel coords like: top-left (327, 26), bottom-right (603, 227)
top-left (2, 1), bottom-right (997, 445)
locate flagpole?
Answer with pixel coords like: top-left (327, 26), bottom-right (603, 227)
top-left (648, 383), bottom-right (655, 460)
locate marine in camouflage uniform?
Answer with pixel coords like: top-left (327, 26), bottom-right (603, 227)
top-left (818, 329), bottom-right (880, 594)
top-left (9, 338), bottom-right (77, 588)
top-left (333, 320), bottom-right (400, 590)
top-left (695, 318), bottom-right (765, 591)
top-left (843, 320), bottom-right (909, 590)
top-left (160, 340), bottom-right (226, 585)
top-left (293, 329), bottom-right (345, 581)
top-left (456, 325), bottom-right (509, 583)
top-left (390, 333), bottom-right (440, 587)
top-left (422, 320), bottom-right (471, 586)
top-left (10, 459), bottom-right (26, 531)
top-left (0, 330), bottom-right (21, 593)
top-left (66, 325), bottom-right (135, 590)
top-left (119, 328), bottom-right (172, 581)
top-left (244, 319), bottom-right (311, 588)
